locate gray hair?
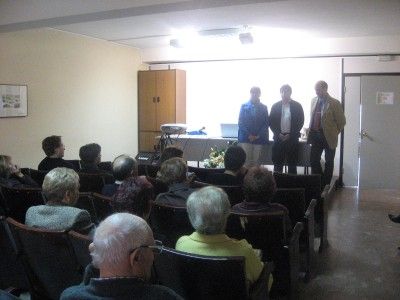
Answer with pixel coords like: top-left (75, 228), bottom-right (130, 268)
top-left (186, 186), bottom-right (230, 235)
top-left (158, 157), bottom-right (187, 185)
top-left (91, 213), bottom-right (152, 269)
top-left (42, 167), bottom-right (79, 203)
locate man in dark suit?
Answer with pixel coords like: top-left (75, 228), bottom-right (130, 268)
top-left (38, 135), bottom-right (76, 171)
top-left (269, 84), bottom-right (304, 174)
top-left (25, 167), bottom-right (95, 235)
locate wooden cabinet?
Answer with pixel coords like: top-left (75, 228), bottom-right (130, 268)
top-left (138, 69), bottom-right (186, 151)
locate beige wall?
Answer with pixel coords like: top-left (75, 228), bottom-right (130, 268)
top-left (0, 28), bottom-right (142, 168)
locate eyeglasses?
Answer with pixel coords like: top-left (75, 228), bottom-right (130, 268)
top-left (129, 240), bottom-right (163, 256)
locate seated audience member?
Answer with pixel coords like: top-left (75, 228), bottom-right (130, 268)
top-left (79, 143), bottom-right (114, 183)
top-left (38, 135), bottom-right (76, 171)
top-left (111, 178), bottom-right (154, 220)
top-left (0, 155), bottom-right (38, 188)
top-left (159, 146), bottom-right (183, 164)
top-left (61, 213), bottom-right (182, 300)
top-left (388, 213), bottom-right (400, 223)
top-left (232, 166), bottom-right (291, 230)
top-left (156, 158), bottom-right (196, 207)
top-left (205, 145), bottom-right (247, 185)
top-left (25, 167), bottom-right (95, 235)
top-left (101, 155), bottom-right (139, 197)
top-left (176, 186), bottom-right (263, 287)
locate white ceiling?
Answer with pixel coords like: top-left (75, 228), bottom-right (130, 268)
top-left (1, 0), bottom-right (400, 49)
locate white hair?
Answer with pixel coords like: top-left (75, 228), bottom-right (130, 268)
top-left (42, 167), bottom-right (79, 203)
top-left (186, 186), bottom-right (231, 235)
top-left (91, 213), bottom-right (152, 269)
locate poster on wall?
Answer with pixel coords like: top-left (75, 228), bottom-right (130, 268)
top-left (376, 91), bottom-right (394, 105)
top-left (0, 84), bottom-right (28, 117)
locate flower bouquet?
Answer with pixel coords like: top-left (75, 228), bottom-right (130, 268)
top-left (203, 147), bottom-right (225, 168)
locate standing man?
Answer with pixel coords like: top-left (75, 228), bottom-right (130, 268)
top-left (238, 86), bottom-right (269, 167)
top-left (269, 84), bottom-right (304, 174)
top-left (307, 80), bottom-right (346, 187)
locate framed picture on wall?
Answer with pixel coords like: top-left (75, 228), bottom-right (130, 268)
top-left (0, 84), bottom-right (28, 117)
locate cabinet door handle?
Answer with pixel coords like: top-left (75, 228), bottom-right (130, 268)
top-left (152, 97), bottom-right (156, 103)
top-left (157, 97), bottom-right (160, 103)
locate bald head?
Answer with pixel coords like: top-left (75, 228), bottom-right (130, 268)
top-left (315, 80), bottom-right (329, 98)
top-left (112, 155), bottom-right (137, 180)
top-left (90, 213), bottom-right (154, 278)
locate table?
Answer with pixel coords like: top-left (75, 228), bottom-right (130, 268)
top-left (158, 135), bottom-right (311, 169)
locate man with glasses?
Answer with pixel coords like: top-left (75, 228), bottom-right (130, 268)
top-left (61, 213), bottom-right (182, 300)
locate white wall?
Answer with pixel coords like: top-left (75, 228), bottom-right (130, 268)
top-left (150, 57), bottom-right (343, 174)
top-left (0, 28), bottom-right (142, 168)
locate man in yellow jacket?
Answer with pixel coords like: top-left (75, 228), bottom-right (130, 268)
top-left (307, 80), bottom-right (346, 188)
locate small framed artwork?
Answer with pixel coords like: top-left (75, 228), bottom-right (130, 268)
top-left (0, 84), bottom-right (28, 117)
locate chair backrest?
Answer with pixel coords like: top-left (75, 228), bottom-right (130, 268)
top-left (0, 216), bottom-right (29, 291)
top-left (273, 172), bottom-right (323, 223)
top-left (78, 173), bottom-right (106, 193)
top-left (68, 231), bottom-right (93, 272)
top-left (28, 169), bottom-right (48, 186)
top-left (227, 211), bottom-right (287, 262)
top-left (6, 218), bottom-right (82, 300)
top-left (75, 192), bottom-right (97, 224)
top-left (145, 176), bottom-right (168, 196)
top-left (273, 188), bottom-right (306, 225)
top-left (190, 180), bottom-right (210, 189)
top-left (0, 184), bottom-right (44, 223)
top-left (154, 247), bottom-right (247, 300)
top-left (65, 160), bottom-right (81, 171)
top-left (218, 185), bottom-right (243, 206)
top-left (187, 166), bottom-right (225, 182)
top-left (98, 161), bottom-right (112, 172)
top-left (91, 193), bottom-right (113, 222)
top-left (150, 202), bottom-right (192, 247)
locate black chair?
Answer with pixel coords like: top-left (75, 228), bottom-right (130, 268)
top-left (98, 161), bottom-right (112, 172)
top-left (78, 173), bottom-right (106, 193)
top-left (150, 202), bottom-right (193, 247)
top-left (273, 172), bottom-right (327, 252)
top-left (154, 247), bottom-right (249, 300)
top-left (190, 180), bottom-right (210, 189)
top-left (227, 211), bottom-right (303, 299)
top-left (91, 193), bottom-right (113, 222)
top-left (0, 216), bottom-right (29, 291)
top-left (68, 230), bottom-right (93, 272)
top-left (187, 166), bottom-right (225, 182)
top-left (218, 185), bottom-right (243, 206)
top-left (75, 192), bottom-right (98, 224)
top-left (28, 169), bottom-right (48, 186)
top-left (0, 184), bottom-right (44, 223)
top-left (65, 160), bottom-right (81, 171)
top-left (273, 188), bottom-right (317, 281)
top-left (145, 176), bottom-right (168, 197)
top-left (5, 218), bottom-right (82, 300)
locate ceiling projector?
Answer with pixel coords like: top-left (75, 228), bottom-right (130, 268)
top-left (160, 123), bottom-right (187, 135)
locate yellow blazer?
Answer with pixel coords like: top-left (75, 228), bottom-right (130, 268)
top-left (308, 94), bottom-right (346, 149)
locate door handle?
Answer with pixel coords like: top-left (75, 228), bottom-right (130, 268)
top-left (157, 97), bottom-right (160, 103)
top-left (361, 129), bottom-right (373, 141)
top-left (152, 97), bottom-right (156, 103)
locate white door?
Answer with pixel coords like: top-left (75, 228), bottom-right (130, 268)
top-left (359, 75), bottom-right (400, 189)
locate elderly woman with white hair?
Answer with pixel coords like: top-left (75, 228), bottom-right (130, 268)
top-left (25, 167), bottom-right (95, 235)
top-left (176, 186), bottom-right (264, 287)
top-left (61, 213), bottom-right (183, 300)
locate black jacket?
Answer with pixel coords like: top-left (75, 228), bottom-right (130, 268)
top-left (269, 100), bottom-right (304, 141)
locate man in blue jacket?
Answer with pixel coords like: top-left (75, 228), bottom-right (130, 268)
top-left (238, 86), bottom-right (269, 167)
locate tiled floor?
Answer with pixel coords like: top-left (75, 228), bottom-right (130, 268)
top-left (299, 188), bottom-right (400, 300)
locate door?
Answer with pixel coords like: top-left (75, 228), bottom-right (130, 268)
top-left (139, 71), bottom-right (157, 131)
top-left (156, 70), bottom-right (176, 128)
top-left (359, 75), bottom-right (400, 189)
